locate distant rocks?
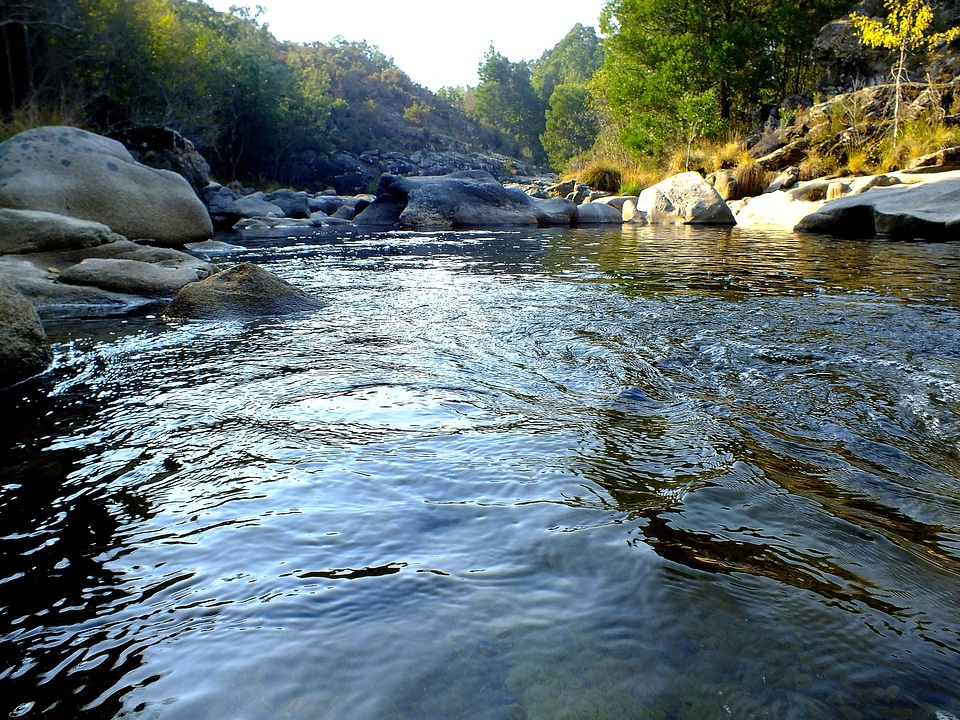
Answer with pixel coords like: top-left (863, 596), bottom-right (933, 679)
top-left (165, 263), bottom-right (323, 319)
top-left (355, 171), bottom-right (582, 230)
top-left (0, 126), bottom-right (212, 245)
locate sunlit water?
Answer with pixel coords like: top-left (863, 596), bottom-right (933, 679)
top-left (3, 225), bottom-right (960, 720)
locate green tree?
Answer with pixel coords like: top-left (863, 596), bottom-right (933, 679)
top-left (540, 83), bottom-right (599, 171)
top-left (599, 0), bottom-right (857, 159)
top-left (532, 23), bottom-right (604, 105)
top-left (851, 0), bottom-right (960, 138)
top-left (473, 46), bottom-right (546, 162)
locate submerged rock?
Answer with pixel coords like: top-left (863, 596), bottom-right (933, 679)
top-left (165, 263), bottom-right (323, 319)
top-left (0, 126), bottom-right (212, 245)
top-left (0, 276), bottom-right (51, 386)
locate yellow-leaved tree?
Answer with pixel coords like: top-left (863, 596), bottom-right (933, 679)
top-left (850, 0), bottom-right (960, 138)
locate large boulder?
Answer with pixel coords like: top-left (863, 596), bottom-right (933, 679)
top-left (112, 126), bottom-right (211, 192)
top-left (795, 176), bottom-right (960, 239)
top-left (733, 191), bottom-right (825, 230)
top-left (0, 275), bottom-right (51, 386)
top-left (355, 171), bottom-right (571, 230)
top-left (0, 209), bottom-right (116, 254)
top-left (637, 172), bottom-right (736, 225)
top-left (165, 263), bottom-right (323, 319)
top-left (0, 126), bottom-right (212, 245)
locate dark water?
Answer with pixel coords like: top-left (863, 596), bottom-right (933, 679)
top-left (3, 225), bottom-right (960, 720)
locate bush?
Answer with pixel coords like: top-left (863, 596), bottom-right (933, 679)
top-left (732, 161), bottom-right (767, 198)
top-left (578, 162), bottom-right (622, 193)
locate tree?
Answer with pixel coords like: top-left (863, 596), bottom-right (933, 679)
top-left (850, 0), bottom-right (960, 138)
top-left (599, 0), bottom-right (858, 159)
top-left (531, 23), bottom-right (604, 105)
top-left (540, 83), bottom-right (599, 171)
top-left (473, 46), bottom-right (546, 162)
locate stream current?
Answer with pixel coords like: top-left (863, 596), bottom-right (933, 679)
top-left (2, 225), bottom-right (960, 719)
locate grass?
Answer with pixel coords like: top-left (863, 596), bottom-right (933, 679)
top-left (0, 102), bottom-right (85, 143)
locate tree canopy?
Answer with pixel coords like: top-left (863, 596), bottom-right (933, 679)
top-left (0, 0), bottom-right (489, 184)
top-left (599, 0), bottom-right (857, 158)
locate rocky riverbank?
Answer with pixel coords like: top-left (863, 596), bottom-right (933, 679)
top-left (3, 122), bottom-right (960, 388)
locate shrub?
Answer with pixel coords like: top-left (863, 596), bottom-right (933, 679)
top-left (710, 138), bottom-right (747, 171)
top-left (732, 161), bottom-right (767, 198)
top-left (579, 162), bottom-right (622, 193)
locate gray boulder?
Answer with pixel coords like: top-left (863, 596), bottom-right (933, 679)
top-left (234, 192), bottom-right (284, 218)
top-left (355, 171), bottom-right (572, 230)
top-left (0, 126), bottom-right (212, 245)
top-left (266, 189), bottom-right (311, 218)
top-left (165, 263), bottom-right (323, 320)
top-left (795, 178), bottom-right (960, 239)
top-left (0, 209), bottom-right (116, 254)
top-left (0, 275), bottom-right (51, 386)
top-left (637, 172), bottom-right (736, 225)
top-left (575, 202), bottom-right (625, 224)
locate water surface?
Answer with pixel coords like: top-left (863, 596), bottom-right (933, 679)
top-left (2, 225), bottom-right (960, 720)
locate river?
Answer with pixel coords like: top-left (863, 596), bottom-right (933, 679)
top-left (2, 224), bottom-right (960, 720)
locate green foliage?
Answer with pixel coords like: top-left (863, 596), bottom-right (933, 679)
top-left (472, 46), bottom-right (546, 162)
top-left (599, 0), bottom-right (857, 160)
top-left (531, 24), bottom-right (604, 104)
top-left (540, 84), bottom-right (600, 171)
top-left (0, 0), bottom-right (491, 185)
top-left (850, 0), bottom-right (960, 138)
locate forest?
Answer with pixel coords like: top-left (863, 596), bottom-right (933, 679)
top-left (2, 0), bottom-right (957, 188)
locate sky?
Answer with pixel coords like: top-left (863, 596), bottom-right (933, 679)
top-left (204, 0), bottom-right (608, 91)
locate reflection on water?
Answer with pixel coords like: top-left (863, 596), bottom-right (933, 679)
top-left (2, 226), bottom-right (960, 720)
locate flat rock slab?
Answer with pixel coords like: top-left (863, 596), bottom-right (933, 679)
top-left (165, 263), bottom-right (323, 320)
top-left (795, 177), bottom-right (960, 239)
top-left (0, 239), bottom-right (216, 318)
top-left (58, 258), bottom-right (212, 299)
top-left (0, 126), bottom-right (212, 245)
top-left (0, 208), bottom-right (116, 254)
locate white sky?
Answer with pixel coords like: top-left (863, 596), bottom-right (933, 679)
top-left (204, 0), bottom-right (608, 91)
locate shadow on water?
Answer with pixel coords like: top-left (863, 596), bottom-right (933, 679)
top-left (0, 356), bottom-right (155, 718)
